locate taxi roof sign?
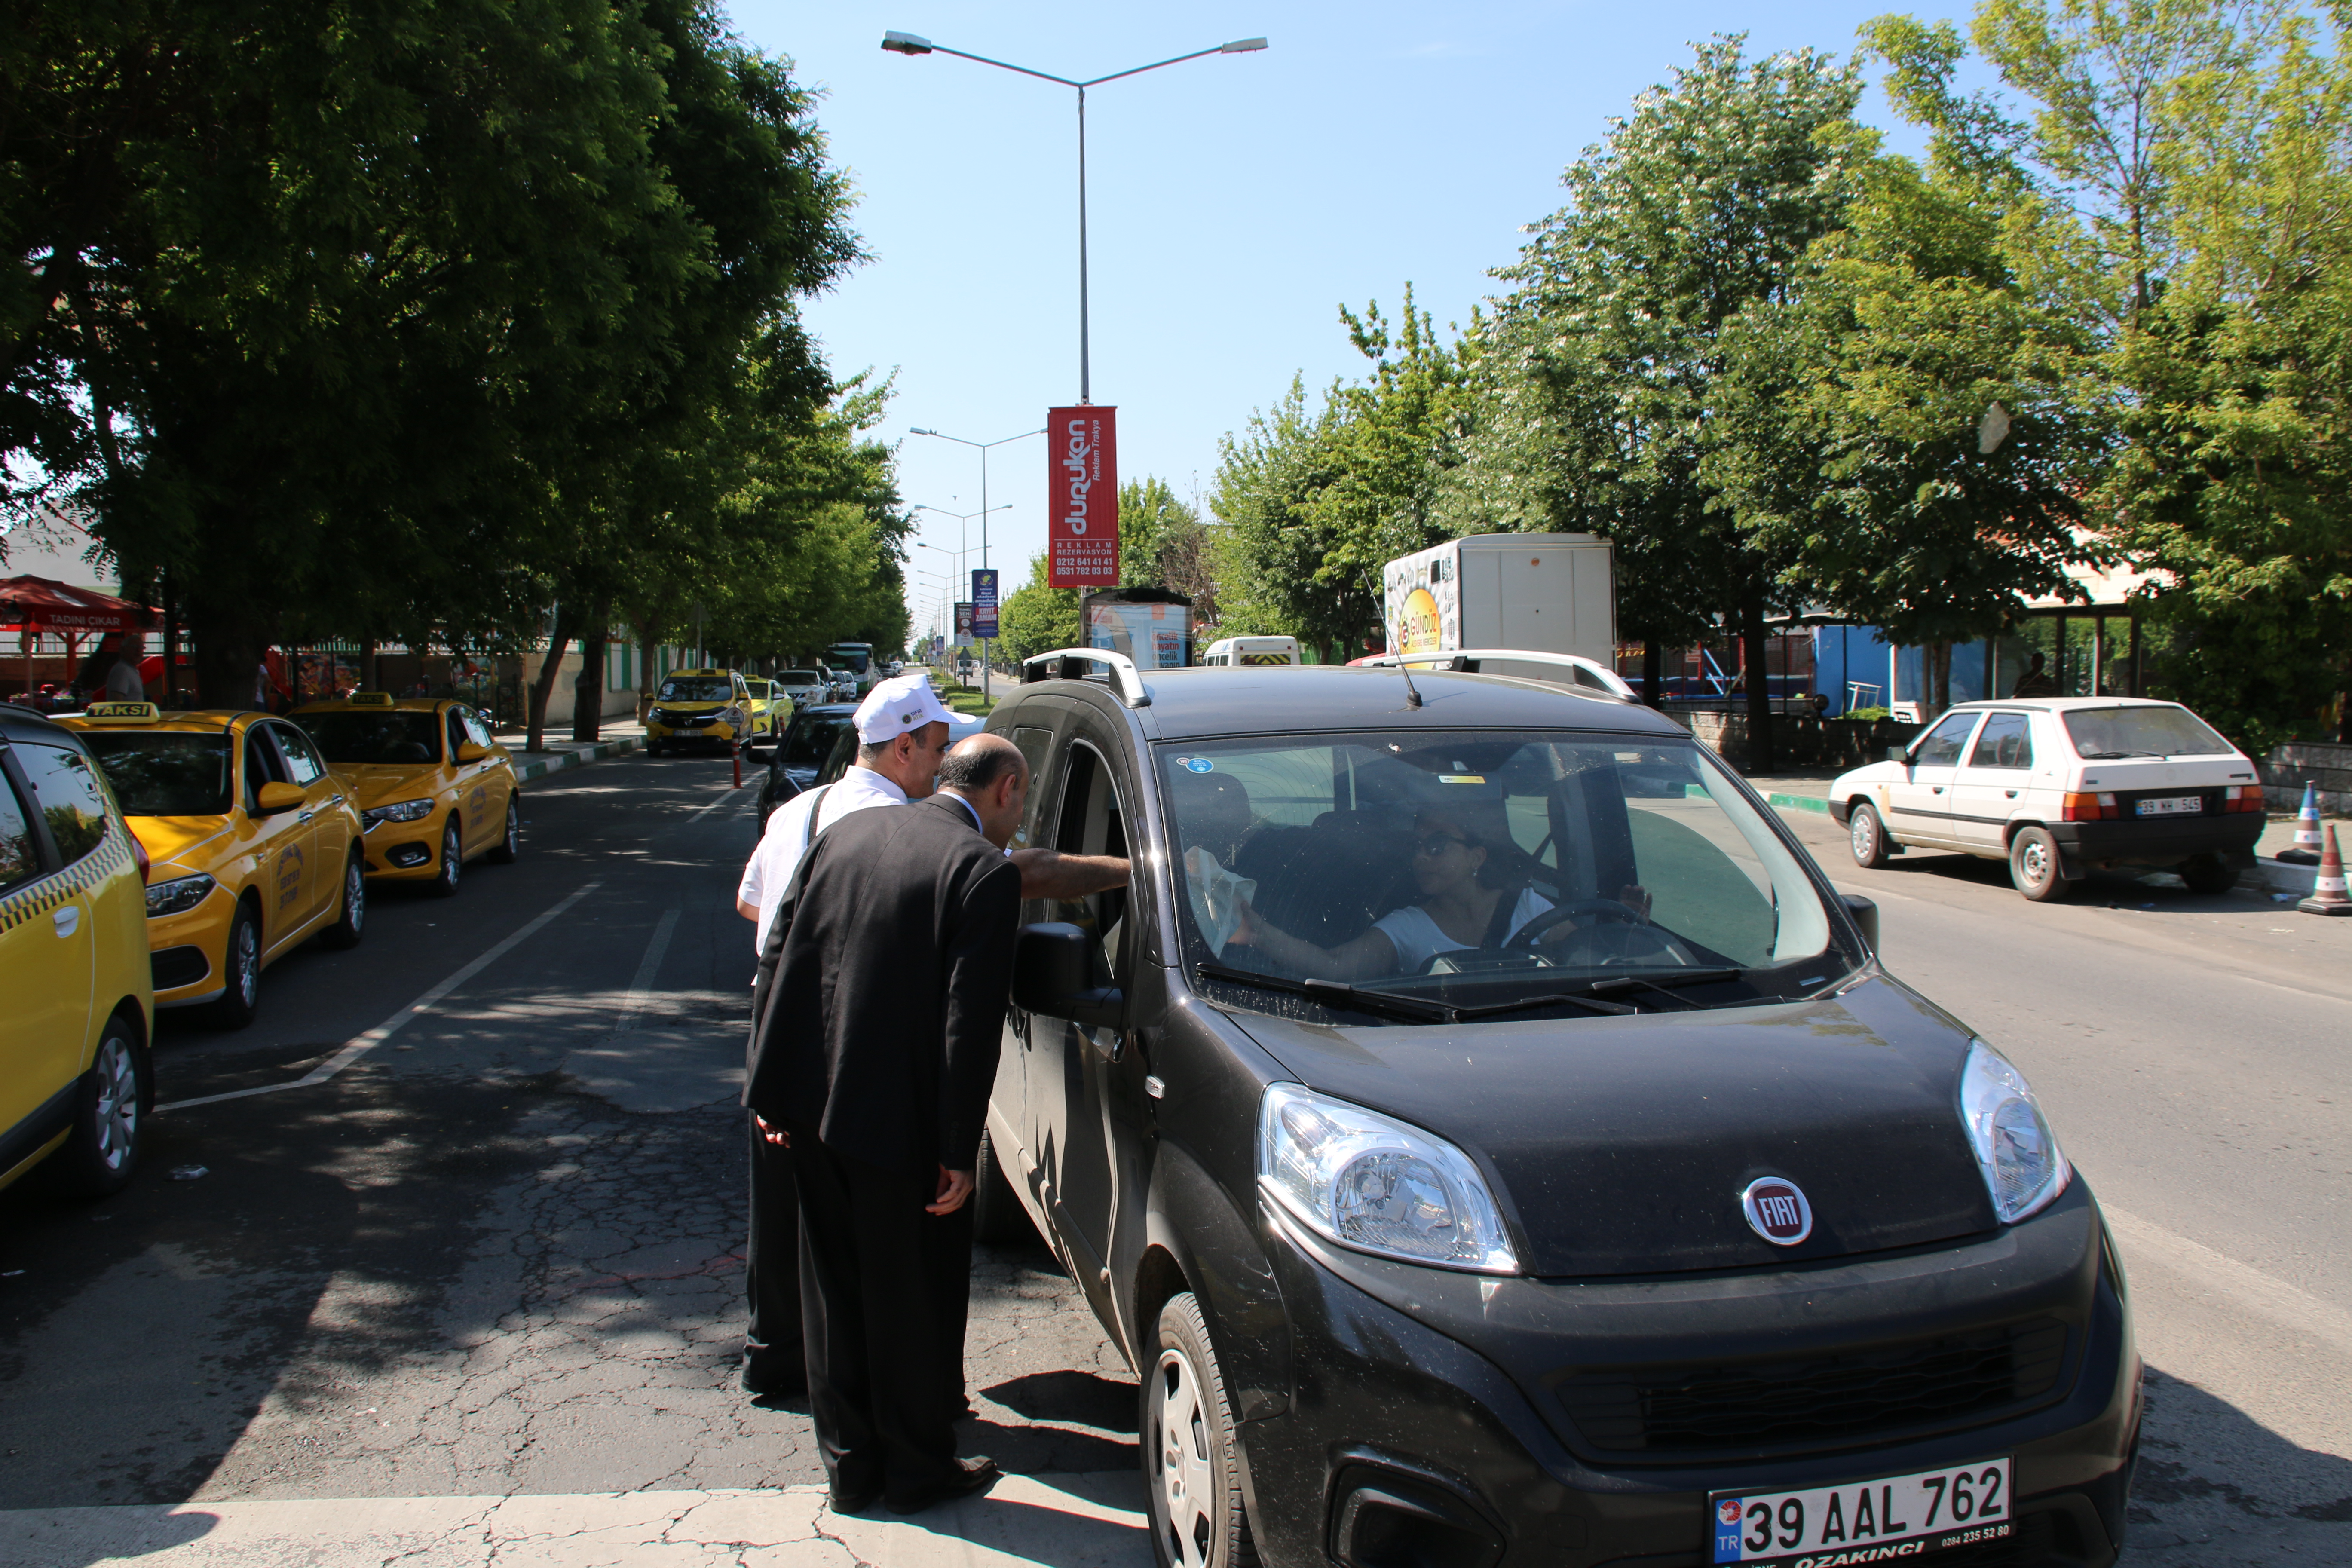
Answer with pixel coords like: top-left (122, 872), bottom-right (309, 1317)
top-left (81, 700), bottom-right (161, 723)
top-left (345, 691), bottom-right (395, 706)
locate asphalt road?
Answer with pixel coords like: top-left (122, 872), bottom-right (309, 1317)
top-left (0, 750), bottom-right (2343, 1568)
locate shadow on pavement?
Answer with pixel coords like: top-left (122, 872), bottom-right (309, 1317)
top-left (2125, 1363), bottom-right (2352, 1563)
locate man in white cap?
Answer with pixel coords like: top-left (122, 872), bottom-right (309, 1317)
top-left (730, 671), bottom-right (1124, 1395)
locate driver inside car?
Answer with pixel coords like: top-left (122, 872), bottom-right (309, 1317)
top-left (1227, 802), bottom-right (1648, 980)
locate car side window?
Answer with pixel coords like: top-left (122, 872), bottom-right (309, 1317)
top-left (446, 707), bottom-right (469, 758)
top-left (270, 722), bottom-right (325, 785)
top-left (244, 727), bottom-right (288, 810)
top-left (15, 741), bottom-right (111, 864)
top-left (1053, 740), bottom-right (1131, 981)
top-left (1913, 711), bottom-right (1981, 768)
top-left (1967, 713), bottom-right (2034, 770)
top-left (461, 709), bottom-right (493, 748)
top-left (0, 762), bottom-right (42, 891)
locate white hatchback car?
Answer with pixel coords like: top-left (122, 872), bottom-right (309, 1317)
top-left (1827, 697), bottom-right (2266, 900)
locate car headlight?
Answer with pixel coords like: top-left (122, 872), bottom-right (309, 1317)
top-left (362, 798), bottom-right (436, 830)
top-left (1258, 1083), bottom-right (1518, 1273)
top-left (1958, 1041), bottom-right (2070, 1223)
top-left (146, 872), bottom-right (217, 917)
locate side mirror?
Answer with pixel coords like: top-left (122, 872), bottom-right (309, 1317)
top-left (1012, 922), bottom-right (1124, 1027)
top-left (1885, 745), bottom-right (1909, 763)
top-left (254, 781), bottom-right (305, 814)
top-left (456, 741), bottom-right (490, 763)
top-left (1841, 892), bottom-right (1880, 955)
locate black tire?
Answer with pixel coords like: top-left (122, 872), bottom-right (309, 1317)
top-left (1142, 1292), bottom-right (1257, 1568)
top-left (2010, 825), bottom-right (2071, 902)
top-left (1847, 800), bottom-right (1893, 870)
top-left (319, 852), bottom-right (366, 949)
top-left (58, 1013), bottom-right (148, 1197)
top-left (2179, 853), bottom-right (2237, 896)
top-left (208, 899), bottom-right (263, 1029)
top-left (972, 1130), bottom-right (1036, 1246)
top-left (428, 816), bottom-right (462, 898)
top-left (486, 794), bottom-right (520, 863)
top-left (647, 740), bottom-right (667, 758)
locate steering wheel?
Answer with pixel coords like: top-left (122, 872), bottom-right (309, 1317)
top-left (1504, 899), bottom-right (1645, 946)
top-left (1507, 901), bottom-right (1696, 968)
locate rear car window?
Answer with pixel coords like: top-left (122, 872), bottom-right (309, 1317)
top-left (14, 741), bottom-right (112, 864)
top-left (1967, 713), bottom-right (2034, 771)
top-left (79, 731), bottom-right (236, 814)
top-left (0, 768), bottom-right (38, 891)
top-left (2062, 705), bottom-right (2233, 759)
top-left (782, 713), bottom-right (851, 770)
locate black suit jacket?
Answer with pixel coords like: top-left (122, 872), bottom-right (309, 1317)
top-left (744, 793), bottom-right (1022, 1174)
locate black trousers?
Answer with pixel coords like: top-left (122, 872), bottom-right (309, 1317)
top-left (743, 1115), bottom-right (803, 1381)
top-left (790, 1127), bottom-right (972, 1501)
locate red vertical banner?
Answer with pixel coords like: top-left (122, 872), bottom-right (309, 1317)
top-left (1047, 405), bottom-right (1118, 587)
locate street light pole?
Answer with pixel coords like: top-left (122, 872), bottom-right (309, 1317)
top-left (882, 33), bottom-right (1266, 402)
top-left (912, 435), bottom-right (1042, 699)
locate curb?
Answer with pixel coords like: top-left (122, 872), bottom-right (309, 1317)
top-left (512, 735), bottom-right (641, 783)
top-left (1766, 791), bottom-right (1830, 815)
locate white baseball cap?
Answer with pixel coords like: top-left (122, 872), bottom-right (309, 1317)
top-left (853, 672), bottom-right (957, 743)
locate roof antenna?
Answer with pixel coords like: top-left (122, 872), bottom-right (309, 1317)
top-left (1363, 569), bottom-right (1422, 709)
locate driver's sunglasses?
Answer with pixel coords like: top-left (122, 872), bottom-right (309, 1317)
top-left (1414, 832), bottom-right (1469, 858)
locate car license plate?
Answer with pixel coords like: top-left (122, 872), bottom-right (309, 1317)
top-left (2136, 795), bottom-right (2202, 816)
top-left (1711, 1458), bottom-right (2012, 1565)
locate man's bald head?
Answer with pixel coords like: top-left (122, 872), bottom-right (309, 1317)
top-left (938, 733), bottom-right (1028, 848)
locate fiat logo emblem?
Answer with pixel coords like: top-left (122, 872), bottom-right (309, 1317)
top-left (1740, 1177), bottom-right (1813, 1245)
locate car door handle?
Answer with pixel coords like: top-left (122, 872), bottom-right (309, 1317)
top-left (2005, 789), bottom-right (2019, 799)
top-left (1931, 786), bottom-right (1944, 794)
top-left (52, 904), bottom-right (79, 938)
top-left (297, 809), bottom-right (314, 823)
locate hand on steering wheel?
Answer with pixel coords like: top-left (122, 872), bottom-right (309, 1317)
top-left (1507, 897), bottom-right (1646, 949)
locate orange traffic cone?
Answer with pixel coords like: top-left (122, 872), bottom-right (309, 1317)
top-left (2299, 825), bottom-right (2351, 916)
top-left (2280, 781), bottom-right (2325, 864)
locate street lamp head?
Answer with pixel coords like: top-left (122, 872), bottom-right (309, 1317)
top-left (881, 31), bottom-right (933, 55)
top-left (910, 426), bottom-right (935, 435)
top-left (1219, 37), bottom-right (1268, 53)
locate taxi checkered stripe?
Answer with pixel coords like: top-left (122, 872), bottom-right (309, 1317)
top-left (0, 821), bottom-right (133, 934)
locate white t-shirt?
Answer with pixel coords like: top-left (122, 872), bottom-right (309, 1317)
top-left (1372, 887), bottom-right (1554, 974)
top-left (738, 766), bottom-right (909, 956)
top-left (104, 660), bottom-right (146, 700)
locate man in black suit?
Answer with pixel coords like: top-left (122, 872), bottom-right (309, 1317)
top-left (744, 732), bottom-right (1029, 1515)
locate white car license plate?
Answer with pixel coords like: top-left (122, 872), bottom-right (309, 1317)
top-left (2136, 794), bottom-right (2202, 816)
top-left (1711, 1457), bottom-right (2012, 1565)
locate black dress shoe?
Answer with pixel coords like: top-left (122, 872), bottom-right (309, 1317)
top-left (887, 1456), bottom-right (1000, 1515)
top-left (827, 1484), bottom-right (883, 1516)
top-left (740, 1354), bottom-right (806, 1396)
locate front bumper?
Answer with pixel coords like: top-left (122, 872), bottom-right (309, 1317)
top-left (147, 892), bottom-right (230, 1007)
top-left (1234, 1181), bottom-right (2137, 1568)
top-left (361, 802), bottom-right (454, 880)
top-left (2048, 813), bottom-right (2260, 867)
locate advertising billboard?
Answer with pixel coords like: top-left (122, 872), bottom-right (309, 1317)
top-left (971, 568), bottom-right (1000, 640)
top-left (1082, 591), bottom-right (1191, 672)
top-left (953, 602), bottom-right (974, 639)
top-left (1047, 405), bottom-right (1118, 587)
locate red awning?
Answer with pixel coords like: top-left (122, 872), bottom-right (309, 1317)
top-left (0, 575), bottom-right (156, 635)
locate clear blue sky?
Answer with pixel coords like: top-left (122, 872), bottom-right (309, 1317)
top-left (720, 2), bottom-right (1974, 643)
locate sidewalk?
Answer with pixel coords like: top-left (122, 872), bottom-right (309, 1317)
top-left (1745, 770), bottom-right (2341, 899)
top-left (489, 722), bottom-right (651, 784)
top-left (8, 1473), bottom-right (1148, 1568)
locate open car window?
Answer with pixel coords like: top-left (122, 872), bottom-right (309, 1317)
top-left (1159, 732), bottom-right (1857, 1023)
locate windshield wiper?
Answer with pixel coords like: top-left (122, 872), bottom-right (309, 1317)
top-left (1450, 989), bottom-right (1638, 1020)
top-left (1197, 962), bottom-right (1456, 1024)
top-left (1585, 968), bottom-right (1746, 1010)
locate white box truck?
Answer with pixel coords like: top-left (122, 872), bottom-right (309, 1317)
top-left (1381, 533), bottom-right (1616, 686)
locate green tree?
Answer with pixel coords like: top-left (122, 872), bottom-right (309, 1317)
top-left (1474, 37), bottom-right (1865, 760)
top-left (994, 554), bottom-right (1079, 665)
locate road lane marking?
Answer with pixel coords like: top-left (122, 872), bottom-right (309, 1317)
top-left (2104, 1203), bottom-right (2352, 1360)
top-left (159, 882), bottom-right (604, 1112)
top-left (612, 909), bottom-right (679, 1034)
top-left (688, 787), bottom-right (749, 821)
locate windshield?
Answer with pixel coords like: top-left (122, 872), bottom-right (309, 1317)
top-left (2062, 704), bottom-right (2233, 758)
top-left (79, 732), bottom-right (235, 816)
top-left (782, 671), bottom-right (820, 684)
top-left (659, 677), bottom-right (734, 703)
top-left (825, 647), bottom-right (871, 674)
top-left (782, 712), bottom-right (851, 769)
top-left (295, 710), bottom-right (444, 765)
top-left (1161, 732), bottom-right (1856, 1023)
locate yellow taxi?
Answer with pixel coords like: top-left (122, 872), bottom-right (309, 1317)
top-left (62, 700), bottom-right (367, 1029)
top-left (286, 692), bottom-right (520, 898)
top-left (643, 668), bottom-right (755, 756)
top-left (0, 704), bottom-right (154, 1194)
top-left (742, 677), bottom-right (791, 749)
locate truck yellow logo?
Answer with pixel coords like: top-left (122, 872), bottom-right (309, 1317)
top-left (1397, 587), bottom-right (1444, 654)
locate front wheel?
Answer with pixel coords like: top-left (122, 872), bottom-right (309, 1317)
top-left (2010, 826), bottom-right (2071, 902)
top-left (59, 1016), bottom-right (147, 1196)
top-left (486, 795), bottom-right (520, 863)
top-left (209, 900), bottom-right (263, 1029)
top-left (428, 816), bottom-right (462, 898)
top-left (1848, 801), bottom-right (1893, 870)
top-left (1142, 1293), bottom-right (1257, 1568)
top-left (320, 853), bottom-right (366, 949)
